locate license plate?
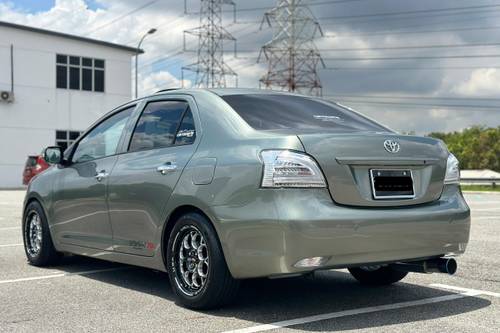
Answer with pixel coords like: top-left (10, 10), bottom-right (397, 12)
top-left (370, 169), bottom-right (415, 200)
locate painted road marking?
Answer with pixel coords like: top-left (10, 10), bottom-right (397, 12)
top-left (0, 227), bottom-right (19, 231)
top-left (0, 267), bottom-right (129, 285)
top-left (222, 283), bottom-right (500, 333)
top-left (430, 283), bottom-right (500, 298)
top-left (0, 243), bottom-right (23, 248)
top-left (473, 208), bottom-right (500, 212)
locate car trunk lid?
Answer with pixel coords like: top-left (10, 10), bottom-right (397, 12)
top-left (298, 132), bottom-right (448, 207)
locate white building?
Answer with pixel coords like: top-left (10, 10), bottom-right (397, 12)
top-left (0, 21), bottom-right (141, 188)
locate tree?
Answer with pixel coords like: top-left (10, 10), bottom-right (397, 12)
top-left (428, 126), bottom-right (500, 172)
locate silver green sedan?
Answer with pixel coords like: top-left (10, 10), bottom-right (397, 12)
top-left (23, 89), bottom-right (470, 309)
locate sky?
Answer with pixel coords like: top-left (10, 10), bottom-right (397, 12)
top-left (1, 0), bottom-right (500, 134)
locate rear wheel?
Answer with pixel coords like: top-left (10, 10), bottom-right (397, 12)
top-left (348, 265), bottom-right (408, 285)
top-left (166, 212), bottom-right (239, 309)
top-left (23, 201), bottom-right (62, 266)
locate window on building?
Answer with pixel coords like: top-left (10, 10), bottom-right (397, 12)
top-left (56, 54), bottom-right (105, 92)
top-left (56, 130), bottom-right (83, 151)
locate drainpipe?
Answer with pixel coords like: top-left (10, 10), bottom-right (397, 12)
top-left (10, 44), bottom-right (14, 93)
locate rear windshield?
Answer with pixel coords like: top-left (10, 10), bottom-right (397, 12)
top-left (221, 94), bottom-right (387, 132)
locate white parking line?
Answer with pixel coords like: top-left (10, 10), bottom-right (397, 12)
top-left (0, 243), bottom-right (23, 248)
top-left (430, 283), bottom-right (500, 298)
top-left (0, 267), bottom-right (129, 285)
top-left (222, 284), bottom-right (499, 333)
top-left (0, 227), bottom-right (19, 231)
top-left (471, 208), bottom-right (500, 214)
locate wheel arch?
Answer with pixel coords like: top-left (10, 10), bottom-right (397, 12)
top-left (160, 204), bottom-right (229, 273)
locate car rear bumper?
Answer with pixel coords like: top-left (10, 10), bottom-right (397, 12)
top-left (211, 185), bottom-right (470, 279)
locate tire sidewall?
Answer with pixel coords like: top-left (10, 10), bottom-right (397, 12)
top-left (166, 213), bottom-right (229, 308)
top-left (22, 201), bottom-right (55, 265)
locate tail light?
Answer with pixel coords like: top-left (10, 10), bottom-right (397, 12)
top-left (260, 150), bottom-right (326, 188)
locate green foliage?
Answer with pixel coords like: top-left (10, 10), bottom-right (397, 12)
top-left (428, 126), bottom-right (500, 172)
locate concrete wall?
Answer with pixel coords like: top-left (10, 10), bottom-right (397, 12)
top-left (0, 26), bottom-right (134, 187)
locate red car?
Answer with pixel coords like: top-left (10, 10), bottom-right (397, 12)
top-left (22, 155), bottom-right (49, 185)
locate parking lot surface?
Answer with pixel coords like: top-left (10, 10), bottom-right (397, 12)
top-left (0, 191), bottom-right (498, 332)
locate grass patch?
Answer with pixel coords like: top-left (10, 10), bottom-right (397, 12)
top-left (461, 185), bottom-right (500, 192)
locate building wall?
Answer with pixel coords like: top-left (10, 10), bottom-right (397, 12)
top-left (0, 26), bottom-right (134, 187)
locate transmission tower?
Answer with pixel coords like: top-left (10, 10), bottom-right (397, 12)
top-left (182, 0), bottom-right (238, 88)
top-left (259, 0), bottom-right (325, 96)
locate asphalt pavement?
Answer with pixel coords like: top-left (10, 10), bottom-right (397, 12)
top-left (0, 190), bottom-right (498, 332)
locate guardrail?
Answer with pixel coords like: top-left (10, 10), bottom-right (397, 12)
top-left (461, 178), bottom-right (499, 187)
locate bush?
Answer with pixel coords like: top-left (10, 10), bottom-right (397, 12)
top-left (428, 126), bottom-right (500, 172)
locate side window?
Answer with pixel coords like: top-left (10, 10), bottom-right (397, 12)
top-left (72, 107), bottom-right (134, 163)
top-left (174, 109), bottom-right (196, 145)
top-left (129, 101), bottom-right (190, 152)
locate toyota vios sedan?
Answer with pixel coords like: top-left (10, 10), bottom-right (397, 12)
top-left (23, 89), bottom-right (470, 309)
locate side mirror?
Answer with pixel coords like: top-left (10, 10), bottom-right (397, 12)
top-left (43, 146), bottom-right (63, 165)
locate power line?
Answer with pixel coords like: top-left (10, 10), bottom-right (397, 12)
top-left (324, 24), bottom-right (500, 38)
top-left (85, 0), bottom-right (159, 35)
top-left (323, 66), bottom-right (500, 70)
top-left (316, 3), bottom-right (500, 21)
top-left (323, 54), bottom-right (500, 61)
top-left (192, 0), bottom-right (369, 14)
top-left (317, 42), bottom-right (500, 52)
top-left (327, 94), bottom-right (500, 102)
top-left (327, 99), bottom-right (500, 110)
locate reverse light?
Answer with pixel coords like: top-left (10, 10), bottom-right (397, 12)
top-left (261, 150), bottom-right (326, 188)
top-left (444, 153), bottom-right (460, 184)
top-left (294, 256), bottom-right (331, 268)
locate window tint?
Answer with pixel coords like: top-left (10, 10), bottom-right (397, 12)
top-left (221, 94), bottom-right (387, 132)
top-left (174, 109), bottom-right (196, 145)
top-left (56, 65), bottom-right (67, 89)
top-left (82, 68), bottom-right (92, 91)
top-left (72, 107), bottom-right (134, 163)
top-left (69, 67), bottom-right (80, 90)
top-left (94, 70), bottom-right (104, 92)
top-left (129, 101), bottom-right (189, 152)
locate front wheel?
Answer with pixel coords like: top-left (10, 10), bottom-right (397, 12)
top-left (348, 265), bottom-right (408, 285)
top-left (22, 201), bottom-right (62, 266)
top-left (166, 212), bottom-right (239, 309)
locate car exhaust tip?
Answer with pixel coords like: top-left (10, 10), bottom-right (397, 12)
top-left (437, 258), bottom-right (457, 275)
top-left (391, 258), bottom-right (457, 275)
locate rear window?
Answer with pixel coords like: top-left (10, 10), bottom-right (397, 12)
top-left (221, 94), bottom-right (386, 132)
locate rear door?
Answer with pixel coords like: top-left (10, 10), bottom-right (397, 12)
top-left (107, 97), bottom-right (199, 256)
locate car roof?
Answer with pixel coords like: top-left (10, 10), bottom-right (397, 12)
top-left (152, 87), bottom-right (306, 97)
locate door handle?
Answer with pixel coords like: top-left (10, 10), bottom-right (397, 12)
top-left (157, 162), bottom-right (177, 175)
top-left (95, 170), bottom-right (109, 182)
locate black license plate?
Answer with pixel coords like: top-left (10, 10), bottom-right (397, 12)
top-left (370, 169), bottom-right (415, 199)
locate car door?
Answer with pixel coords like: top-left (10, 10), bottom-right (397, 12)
top-left (107, 97), bottom-right (199, 256)
top-left (51, 106), bottom-right (135, 250)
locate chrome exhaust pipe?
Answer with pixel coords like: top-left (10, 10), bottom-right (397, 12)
top-left (391, 258), bottom-right (457, 275)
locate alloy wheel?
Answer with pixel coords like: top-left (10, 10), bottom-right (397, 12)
top-left (172, 225), bottom-right (210, 296)
top-left (26, 211), bottom-right (42, 257)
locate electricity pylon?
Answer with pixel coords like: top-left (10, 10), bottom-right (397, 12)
top-left (182, 0), bottom-right (238, 88)
top-left (259, 0), bottom-right (325, 96)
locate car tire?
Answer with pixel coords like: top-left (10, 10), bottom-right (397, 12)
top-left (348, 266), bottom-right (408, 285)
top-left (22, 200), bottom-right (62, 266)
top-left (166, 212), bottom-right (240, 309)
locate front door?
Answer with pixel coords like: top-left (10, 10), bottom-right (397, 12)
top-left (107, 99), bottom-right (199, 256)
top-left (51, 106), bottom-right (134, 250)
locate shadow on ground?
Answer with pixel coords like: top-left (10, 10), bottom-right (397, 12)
top-left (48, 255), bottom-right (491, 331)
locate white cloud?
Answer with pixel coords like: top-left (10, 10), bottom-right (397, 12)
top-left (1, 0), bottom-right (500, 133)
top-left (452, 68), bottom-right (500, 96)
top-left (139, 71), bottom-right (191, 96)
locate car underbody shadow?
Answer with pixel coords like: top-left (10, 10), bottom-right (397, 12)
top-left (51, 255), bottom-right (491, 332)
